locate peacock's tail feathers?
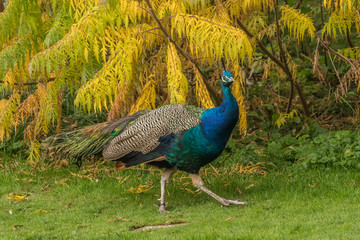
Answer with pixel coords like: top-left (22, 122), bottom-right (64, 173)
top-left (42, 110), bottom-right (151, 160)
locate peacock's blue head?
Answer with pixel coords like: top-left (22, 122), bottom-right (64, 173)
top-left (221, 71), bottom-right (235, 87)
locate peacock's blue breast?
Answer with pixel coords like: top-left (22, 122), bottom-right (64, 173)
top-left (166, 125), bottom-right (228, 173)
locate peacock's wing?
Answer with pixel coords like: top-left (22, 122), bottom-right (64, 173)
top-left (42, 110), bottom-right (151, 160)
top-left (102, 105), bottom-right (204, 164)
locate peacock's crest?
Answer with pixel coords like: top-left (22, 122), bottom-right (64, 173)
top-left (221, 71), bottom-right (235, 86)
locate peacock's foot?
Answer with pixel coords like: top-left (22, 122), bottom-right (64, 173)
top-left (190, 174), bottom-right (247, 208)
top-left (158, 203), bottom-right (167, 213)
top-left (218, 198), bottom-right (247, 206)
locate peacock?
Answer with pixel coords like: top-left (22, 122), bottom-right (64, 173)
top-left (43, 71), bottom-right (246, 212)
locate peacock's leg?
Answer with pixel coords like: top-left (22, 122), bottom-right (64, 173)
top-left (158, 168), bottom-right (175, 213)
top-left (190, 174), bottom-right (247, 206)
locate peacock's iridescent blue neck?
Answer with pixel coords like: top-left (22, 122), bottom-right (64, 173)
top-left (200, 85), bottom-right (239, 143)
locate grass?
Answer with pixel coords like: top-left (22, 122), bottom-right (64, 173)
top-left (1, 158), bottom-right (360, 239)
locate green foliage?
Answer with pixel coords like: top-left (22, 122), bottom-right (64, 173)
top-left (296, 130), bottom-right (360, 168)
top-left (226, 127), bottom-right (360, 169)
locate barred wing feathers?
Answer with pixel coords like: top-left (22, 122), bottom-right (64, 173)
top-left (103, 105), bottom-right (203, 162)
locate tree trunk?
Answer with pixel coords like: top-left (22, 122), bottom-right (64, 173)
top-left (0, 0), bottom-right (5, 12)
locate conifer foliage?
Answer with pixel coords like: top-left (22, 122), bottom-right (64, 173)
top-left (0, 0), bottom-right (359, 161)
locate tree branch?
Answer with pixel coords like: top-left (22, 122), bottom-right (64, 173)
top-left (0, 81), bottom-right (39, 86)
top-left (315, 33), bottom-right (358, 70)
top-left (235, 19), bottom-right (287, 72)
top-left (0, 0), bottom-right (4, 12)
top-left (319, 0), bottom-right (328, 67)
top-left (293, 0), bottom-right (303, 9)
top-left (0, 78), bottom-right (56, 86)
top-left (235, 16), bottom-right (310, 117)
top-left (273, 0), bottom-right (294, 113)
top-left (143, 0), bottom-right (222, 106)
top-left (327, 50), bottom-right (342, 83)
top-left (346, 29), bottom-right (355, 48)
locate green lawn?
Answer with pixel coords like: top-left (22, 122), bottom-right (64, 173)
top-left (1, 159), bottom-right (360, 239)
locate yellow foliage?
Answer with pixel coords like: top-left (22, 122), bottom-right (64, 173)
top-left (225, 0), bottom-right (273, 20)
top-left (338, 47), bottom-right (360, 60)
top-left (106, 81), bottom-right (134, 120)
top-left (275, 109), bottom-right (299, 128)
top-left (3, 55), bottom-right (32, 90)
top-left (28, 140), bottom-right (42, 163)
top-left (115, 0), bottom-right (149, 26)
top-left (15, 80), bottom-right (64, 161)
top-left (29, 0), bottom-right (150, 78)
top-left (322, 1), bottom-right (360, 40)
top-left (166, 42), bottom-right (189, 104)
top-left (231, 63), bottom-right (247, 134)
top-left (229, 162), bottom-right (270, 176)
top-left (67, 0), bottom-right (99, 22)
top-left (246, 12), bottom-right (268, 37)
top-left (194, 67), bottom-right (215, 109)
top-left (212, 0), bottom-right (232, 25)
top-left (0, 0), bottom-right (41, 45)
top-left (129, 79), bottom-right (156, 114)
top-left (157, 0), bottom-right (186, 18)
top-left (280, 5), bottom-right (315, 41)
top-left (323, 0), bottom-right (356, 12)
top-left (257, 22), bottom-right (277, 39)
top-left (322, 10), bottom-right (358, 37)
top-left (0, 93), bottom-right (20, 141)
top-left (182, 0), bottom-right (208, 11)
top-left (7, 193), bottom-right (28, 201)
top-left (29, 7), bottom-right (100, 78)
top-left (243, 0), bottom-right (273, 12)
top-left (171, 14), bottom-right (253, 66)
top-left (127, 183), bottom-right (153, 194)
top-left (75, 32), bottom-right (145, 113)
top-left (3, 67), bottom-right (27, 90)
